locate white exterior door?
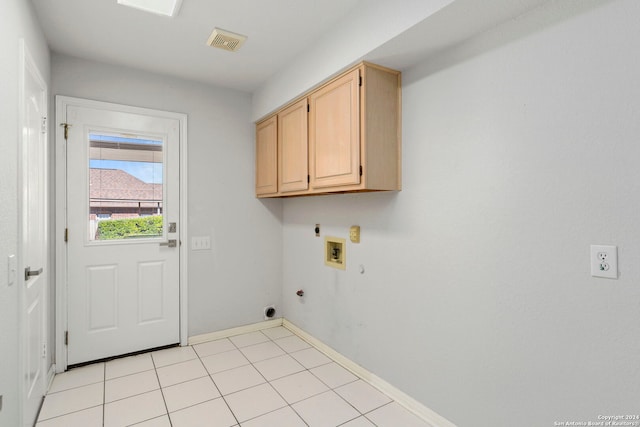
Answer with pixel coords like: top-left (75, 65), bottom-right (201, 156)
top-left (63, 101), bottom-right (181, 366)
top-left (20, 41), bottom-right (48, 427)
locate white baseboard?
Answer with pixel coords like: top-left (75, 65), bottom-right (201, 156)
top-left (283, 319), bottom-right (457, 427)
top-left (187, 318), bottom-right (283, 345)
top-left (46, 364), bottom-right (56, 392)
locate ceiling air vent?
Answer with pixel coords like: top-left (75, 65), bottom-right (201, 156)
top-left (207, 28), bottom-right (247, 52)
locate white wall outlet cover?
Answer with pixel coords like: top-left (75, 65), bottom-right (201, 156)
top-left (590, 245), bottom-right (617, 279)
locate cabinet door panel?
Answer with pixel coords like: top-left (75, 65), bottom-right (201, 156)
top-left (255, 116), bottom-right (278, 195)
top-left (279, 99), bottom-right (308, 192)
top-left (309, 69), bottom-right (360, 188)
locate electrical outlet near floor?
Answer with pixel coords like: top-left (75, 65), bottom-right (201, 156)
top-left (590, 245), bottom-right (617, 279)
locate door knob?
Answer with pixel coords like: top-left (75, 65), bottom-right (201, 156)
top-left (24, 266), bottom-right (43, 281)
top-left (159, 239), bottom-right (177, 248)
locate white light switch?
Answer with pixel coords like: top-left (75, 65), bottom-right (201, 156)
top-left (191, 236), bottom-right (211, 251)
top-left (8, 255), bottom-right (16, 286)
top-left (590, 245), bottom-right (617, 279)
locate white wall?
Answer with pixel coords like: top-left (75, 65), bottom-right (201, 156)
top-left (251, 0), bottom-right (453, 121)
top-left (51, 55), bottom-right (283, 336)
top-left (281, 0), bottom-right (640, 425)
top-left (0, 0), bottom-right (50, 424)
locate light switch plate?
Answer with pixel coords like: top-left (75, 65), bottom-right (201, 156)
top-left (8, 255), bottom-right (16, 286)
top-left (590, 245), bottom-right (617, 279)
top-left (191, 236), bottom-right (211, 251)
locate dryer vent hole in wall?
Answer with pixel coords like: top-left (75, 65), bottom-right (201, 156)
top-left (264, 306), bottom-right (276, 320)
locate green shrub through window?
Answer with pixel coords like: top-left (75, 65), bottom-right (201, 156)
top-left (96, 216), bottom-right (163, 240)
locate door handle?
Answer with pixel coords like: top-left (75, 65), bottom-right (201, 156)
top-left (159, 239), bottom-right (177, 248)
top-left (24, 266), bottom-right (43, 281)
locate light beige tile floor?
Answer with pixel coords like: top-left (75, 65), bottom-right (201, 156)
top-left (36, 326), bottom-right (432, 427)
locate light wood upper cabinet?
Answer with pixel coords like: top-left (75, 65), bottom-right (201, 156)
top-left (255, 61), bottom-right (401, 198)
top-left (255, 115), bottom-right (278, 196)
top-left (278, 99), bottom-right (308, 193)
top-left (309, 68), bottom-right (361, 189)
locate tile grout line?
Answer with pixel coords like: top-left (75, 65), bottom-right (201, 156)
top-left (262, 328), bottom-right (387, 427)
top-left (102, 362), bottom-right (106, 427)
top-left (45, 379), bottom-right (105, 395)
top-left (257, 329), bottom-right (356, 426)
top-left (282, 324), bottom-right (435, 427)
top-left (279, 325), bottom-right (388, 425)
top-left (227, 329), bottom-right (311, 427)
top-left (154, 350), bottom-right (223, 422)
top-left (104, 354), bottom-right (172, 426)
top-left (34, 404), bottom-right (104, 425)
top-left (223, 329), bottom-right (278, 425)
top-left (149, 352), bottom-right (173, 427)
top-left (195, 344), bottom-right (241, 427)
top-left (154, 347), bottom-right (233, 424)
top-left (263, 329), bottom-right (369, 427)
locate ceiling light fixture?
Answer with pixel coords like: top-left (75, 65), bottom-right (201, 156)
top-left (117, 0), bottom-right (183, 17)
top-left (207, 28), bottom-right (247, 52)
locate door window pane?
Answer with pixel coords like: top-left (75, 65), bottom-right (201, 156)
top-left (88, 133), bottom-right (164, 241)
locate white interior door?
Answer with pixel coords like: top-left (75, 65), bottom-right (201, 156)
top-left (20, 41), bottom-right (48, 426)
top-left (64, 102), bottom-right (181, 365)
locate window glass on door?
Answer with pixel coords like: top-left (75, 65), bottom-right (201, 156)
top-left (88, 133), bottom-right (164, 241)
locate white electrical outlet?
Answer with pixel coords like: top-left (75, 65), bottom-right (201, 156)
top-left (349, 225), bottom-right (360, 243)
top-left (590, 245), bottom-right (617, 279)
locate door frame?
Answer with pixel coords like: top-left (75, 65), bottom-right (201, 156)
top-left (18, 38), bottom-right (50, 426)
top-left (55, 96), bottom-right (189, 372)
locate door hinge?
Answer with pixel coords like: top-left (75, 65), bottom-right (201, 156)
top-left (359, 76), bottom-right (362, 87)
top-left (359, 165), bottom-right (363, 176)
top-left (64, 331), bottom-right (69, 346)
top-left (41, 116), bottom-right (47, 134)
top-left (307, 175), bottom-right (310, 183)
top-left (60, 123), bottom-right (72, 140)
top-left (42, 342), bottom-right (47, 358)
top-left (64, 228), bottom-right (68, 242)
top-left (307, 104), bottom-right (310, 113)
